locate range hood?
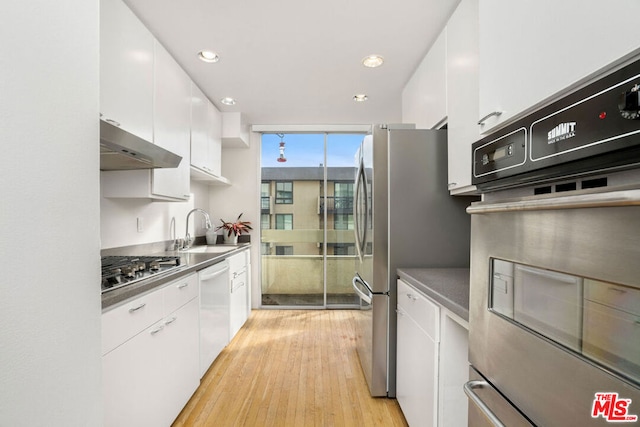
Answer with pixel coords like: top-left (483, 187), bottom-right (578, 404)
top-left (100, 120), bottom-right (182, 170)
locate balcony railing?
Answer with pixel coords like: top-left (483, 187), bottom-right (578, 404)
top-left (261, 254), bottom-right (358, 295)
top-left (318, 196), bottom-right (354, 214)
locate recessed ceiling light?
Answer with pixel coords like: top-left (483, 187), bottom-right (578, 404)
top-left (197, 50), bottom-right (220, 63)
top-left (220, 97), bottom-right (236, 105)
top-left (353, 94), bottom-right (368, 102)
top-left (362, 55), bottom-right (384, 68)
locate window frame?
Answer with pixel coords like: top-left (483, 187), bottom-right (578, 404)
top-left (275, 181), bottom-right (293, 204)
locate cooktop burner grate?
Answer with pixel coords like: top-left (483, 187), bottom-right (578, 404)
top-left (101, 255), bottom-right (181, 293)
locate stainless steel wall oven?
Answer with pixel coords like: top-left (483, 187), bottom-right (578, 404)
top-left (467, 54), bottom-right (640, 426)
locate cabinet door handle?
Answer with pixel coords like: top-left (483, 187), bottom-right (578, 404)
top-left (128, 303), bottom-right (146, 313)
top-left (608, 287), bottom-right (627, 294)
top-left (177, 282), bottom-right (189, 289)
top-left (396, 309), bottom-right (404, 317)
top-left (477, 111), bottom-right (503, 126)
top-left (448, 182), bottom-right (457, 189)
top-left (104, 118), bottom-right (121, 127)
top-left (406, 293), bottom-right (418, 301)
top-left (164, 316), bottom-right (177, 326)
top-left (150, 325), bottom-right (164, 335)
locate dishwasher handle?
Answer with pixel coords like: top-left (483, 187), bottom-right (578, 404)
top-left (200, 264), bottom-right (229, 281)
top-left (464, 380), bottom-right (506, 427)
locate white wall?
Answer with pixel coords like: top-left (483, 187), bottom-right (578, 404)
top-left (100, 179), bottom-right (211, 249)
top-left (0, 1), bottom-right (102, 426)
top-left (209, 133), bottom-right (261, 307)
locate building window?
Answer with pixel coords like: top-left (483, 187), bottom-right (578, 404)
top-left (261, 214), bottom-right (270, 229)
top-left (275, 214), bottom-right (293, 230)
top-left (334, 213), bottom-right (354, 230)
top-left (275, 246), bottom-right (293, 255)
top-left (334, 182), bottom-right (354, 211)
top-left (275, 181), bottom-right (293, 204)
top-left (261, 182), bottom-right (271, 211)
top-left (334, 244), bottom-right (356, 255)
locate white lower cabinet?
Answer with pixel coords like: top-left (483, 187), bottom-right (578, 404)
top-left (396, 279), bottom-right (469, 427)
top-left (228, 249), bottom-right (250, 338)
top-left (102, 273), bottom-right (199, 427)
top-left (397, 280), bottom-right (439, 427)
top-left (397, 308), bottom-right (438, 427)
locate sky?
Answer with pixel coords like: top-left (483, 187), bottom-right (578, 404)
top-left (261, 133), bottom-right (364, 168)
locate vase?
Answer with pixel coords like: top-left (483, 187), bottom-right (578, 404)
top-left (205, 229), bottom-right (218, 245)
top-left (224, 233), bottom-right (238, 244)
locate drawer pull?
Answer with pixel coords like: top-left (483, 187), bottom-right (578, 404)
top-left (104, 118), bottom-right (121, 127)
top-left (177, 282), bottom-right (189, 289)
top-left (164, 316), bottom-right (177, 326)
top-left (150, 325), bottom-right (164, 335)
top-left (608, 287), bottom-right (627, 294)
top-left (128, 303), bottom-right (146, 313)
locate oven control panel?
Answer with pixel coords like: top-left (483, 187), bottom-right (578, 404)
top-left (472, 56), bottom-right (640, 191)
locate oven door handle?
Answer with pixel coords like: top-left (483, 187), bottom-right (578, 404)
top-left (464, 380), bottom-right (507, 427)
top-left (467, 188), bottom-right (640, 214)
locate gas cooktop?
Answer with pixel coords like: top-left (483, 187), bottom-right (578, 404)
top-left (101, 255), bottom-right (181, 293)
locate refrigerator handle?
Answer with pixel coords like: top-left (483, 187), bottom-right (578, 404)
top-left (352, 273), bottom-right (373, 304)
top-left (353, 157), bottom-right (368, 263)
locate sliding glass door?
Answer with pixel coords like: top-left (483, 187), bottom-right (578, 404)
top-left (260, 132), bottom-right (364, 308)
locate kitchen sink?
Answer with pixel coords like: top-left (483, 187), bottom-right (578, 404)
top-left (185, 245), bottom-right (238, 254)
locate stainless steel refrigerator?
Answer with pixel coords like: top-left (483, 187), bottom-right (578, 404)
top-left (351, 125), bottom-right (475, 397)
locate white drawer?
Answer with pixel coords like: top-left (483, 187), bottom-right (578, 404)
top-left (102, 289), bottom-right (163, 355)
top-left (163, 273), bottom-right (198, 314)
top-left (397, 279), bottom-right (440, 341)
top-left (584, 279), bottom-right (640, 316)
top-left (227, 250), bottom-right (246, 273)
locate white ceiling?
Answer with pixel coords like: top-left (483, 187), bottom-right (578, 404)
top-left (124, 0), bottom-right (460, 126)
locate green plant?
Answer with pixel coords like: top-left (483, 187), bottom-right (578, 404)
top-left (215, 213), bottom-right (253, 237)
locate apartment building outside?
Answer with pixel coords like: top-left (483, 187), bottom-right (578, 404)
top-left (260, 166), bottom-right (359, 306)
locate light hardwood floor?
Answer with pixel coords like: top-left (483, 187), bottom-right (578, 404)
top-left (173, 310), bottom-right (408, 427)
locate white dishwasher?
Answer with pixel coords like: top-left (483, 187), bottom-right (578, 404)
top-left (198, 260), bottom-right (230, 378)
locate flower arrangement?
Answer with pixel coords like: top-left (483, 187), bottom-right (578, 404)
top-left (215, 213), bottom-right (253, 237)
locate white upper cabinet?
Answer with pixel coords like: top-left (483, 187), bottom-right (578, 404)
top-left (478, 0), bottom-right (640, 133)
top-left (402, 28), bottom-right (447, 129)
top-left (100, 0), bottom-right (154, 141)
top-left (446, 0), bottom-right (479, 194)
top-left (101, 0), bottom-right (192, 201)
top-left (222, 112), bottom-right (250, 148)
top-left (190, 84), bottom-right (209, 170)
top-left (190, 83), bottom-right (226, 184)
top-left (152, 41), bottom-right (192, 200)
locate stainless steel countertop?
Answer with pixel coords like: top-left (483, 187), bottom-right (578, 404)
top-left (396, 268), bottom-right (470, 321)
top-left (101, 244), bottom-right (250, 311)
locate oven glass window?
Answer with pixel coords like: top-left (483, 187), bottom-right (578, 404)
top-left (489, 258), bottom-right (640, 386)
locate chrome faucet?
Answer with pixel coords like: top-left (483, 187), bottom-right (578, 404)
top-left (183, 208), bottom-right (213, 250)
